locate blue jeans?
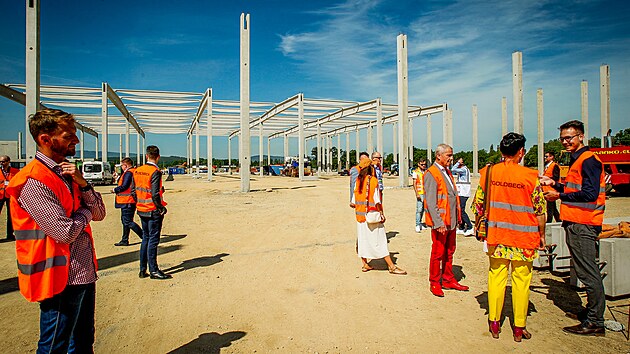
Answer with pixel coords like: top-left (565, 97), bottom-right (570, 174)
top-left (120, 206), bottom-right (142, 243)
top-left (459, 196), bottom-right (473, 231)
top-left (37, 283), bottom-right (95, 354)
top-left (416, 195), bottom-right (425, 227)
top-left (140, 213), bottom-right (164, 273)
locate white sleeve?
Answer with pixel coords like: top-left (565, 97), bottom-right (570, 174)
top-left (373, 187), bottom-right (381, 204)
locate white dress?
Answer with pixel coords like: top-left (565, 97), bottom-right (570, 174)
top-left (353, 185), bottom-right (389, 259)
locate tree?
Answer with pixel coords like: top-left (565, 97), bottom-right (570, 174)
top-left (614, 128), bottom-right (630, 146)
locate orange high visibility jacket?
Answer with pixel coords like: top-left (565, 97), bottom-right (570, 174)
top-left (134, 164), bottom-right (167, 213)
top-left (6, 159), bottom-right (96, 302)
top-left (115, 168), bottom-right (136, 205)
top-left (423, 165), bottom-right (460, 228)
top-left (354, 176), bottom-right (380, 223)
top-left (413, 168), bottom-right (425, 196)
top-left (542, 161), bottom-right (558, 193)
top-left (0, 166), bottom-right (20, 200)
top-left (560, 151), bottom-right (606, 226)
top-left (481, 162), bottom-right (540, 249)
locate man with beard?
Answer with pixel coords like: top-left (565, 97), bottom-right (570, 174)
top-left (6, 109), bottom-right (106, 352)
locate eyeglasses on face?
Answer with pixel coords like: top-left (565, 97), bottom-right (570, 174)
top-left (559, 134), bottom-right (580, 142)
top-left (0, 160), bottom-right (8, 163)
top-left (372, 156), bottom-right (382, 159)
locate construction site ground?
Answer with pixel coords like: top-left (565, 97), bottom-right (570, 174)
top-left (1, 173), bottom-right (629, 353)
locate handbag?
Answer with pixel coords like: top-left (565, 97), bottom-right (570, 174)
top-left (475, 164), bottom-right (493, 241)
top-left (364, 176), bottom-right (383, 225)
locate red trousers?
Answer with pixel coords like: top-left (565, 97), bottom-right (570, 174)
top-left (429, 228), bottom-right (457, 285)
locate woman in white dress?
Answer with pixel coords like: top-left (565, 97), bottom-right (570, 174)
top-left (352, 160), bottom-right (406, 275)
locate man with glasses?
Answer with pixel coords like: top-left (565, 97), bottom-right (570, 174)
top-left (0, 155), bottom-right (20, 240)
top-left (542, 151), bottom-right (561, 222)
top-left (371, 152), bottom-right (384, 199)
top-left (541, 120), bottom-right (606, 336)
top-left (412, 159), bottom-right (427, 232)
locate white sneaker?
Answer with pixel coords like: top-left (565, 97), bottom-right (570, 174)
top-left (456, 229), bottom-right (465, 235)
top-left (464, 229), bottom-right (475, 236)
top-left (415, 225), bottom-right (421, 233)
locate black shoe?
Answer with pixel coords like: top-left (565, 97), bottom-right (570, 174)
top-left (562, 322), bottom-right (605, 336)
top-left (139, 271), bottom-right (149, 279)
top-left (565, 311), bottom-right (587, 322)
top-left (114, 241), bottom-right (129, 246)
top-left (149, 270), bottom-right (172, 280)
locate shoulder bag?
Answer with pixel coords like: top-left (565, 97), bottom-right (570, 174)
top-left (475, 164), bottom-right (493, 241)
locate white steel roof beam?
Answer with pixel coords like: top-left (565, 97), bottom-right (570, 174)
top-left (105, 84), bottom-right (145, 138)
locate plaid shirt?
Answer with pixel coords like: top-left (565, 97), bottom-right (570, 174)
top-left (17, 151), bottom-right (106, 285)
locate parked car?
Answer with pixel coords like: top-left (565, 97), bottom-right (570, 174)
top-left (338, 169), bottom-right (350, 176)
top-left (82, 161), bottom-right (114, 185)
top-left (390, 164), bottom-right (399, 176)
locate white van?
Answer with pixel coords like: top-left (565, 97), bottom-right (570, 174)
top-left (82, 161), bottom-right (114, 185)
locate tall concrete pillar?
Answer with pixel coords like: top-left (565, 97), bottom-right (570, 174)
top-left (397, 34), bottom-right (409, 187)
top-left (322, 135), bottom-right (327, 173)
top-left (442, 105), bottom-right (448, 145)
top-left (443, 108), bottom-right (453, 147)
top-left (512, 51), bottom-right (524, 134)
top-left (367, 125), bottom-right (373, 153)
top-left (376, 98), bottom-right (383, 154)
top-left (195, 124), bottom-right (200, 172)
top-left (501, 97), bottom-right (508, 136)
top-left (207, 88), bottom-right (213, 181)
top-left (188, 135), bottom-right (193, 172)
top-left (426, 114), bottom-right (432, 164)
top-left (392, 122), bottom-right (398, 163)
top-left (125, 120), bottom-right (130, 157)
top-left (472, 105), bottom-right (478, 176)
top-left (298, 93), bottom-right (305, 181)
top-left (101, 83), bottom-right (108, 163)
top-left (328, 136), bottom-right (332, 173)
top-left (345, 132), bottom-right (350, 170)
top-left (136, 133), bottom-right (140, 165)
top-left (259, 123), bottom-right (263, 177)
top-left (240, 13), bottom-right (251, 191)
top-left (283, 134), bottom-right (288, 163)
top-left (95, 136), bottom-right (99, 160)
top-left (228, 137), bottom-right (232, 171)
top-left (327, 136), bottom-right (331, 173)
top-left (25, 0), bottom-right (40, 162)
top-left (317, 124), bottom-right (322, 175)
top-left (600, 64), bottom-right (610, 147)
top-left (17, 132), bottom-right (22, 160)
top-left (408, 118), bottom-right (413, 163)
top-left (581, 81), bottom-right (589, 142)
top-left (355, 128), bottom-right (360, 162)
top-left (80, 130), bottom-right (85, 161)
top-left (118, 134), bottom-right (122, 162)
top-left (142, 137), bottom-right (145, 163)
top-left (537, 88), bottom-right (544, 174)
top-left (337, 134), bottom-right (341, 172)
top-left (267, 138), bottom-right (270, 167)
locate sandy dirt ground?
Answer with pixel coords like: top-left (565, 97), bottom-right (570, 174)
top-left (1, 173), bottom-right (629, 353)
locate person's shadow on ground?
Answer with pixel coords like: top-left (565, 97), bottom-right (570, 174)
top-left (530, 277), bottom-right (585, 314)
top-left (167, 331), bottom-right (246, 353)
top-left (163, 253), bottom-right (229, 275)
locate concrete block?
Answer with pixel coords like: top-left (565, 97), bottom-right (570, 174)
top-left (599, 238), bottom-right (630, 297)
top-left (549, 223), bottom-right (571, 273)
top-left (533, 222), bottom-right (561, 269)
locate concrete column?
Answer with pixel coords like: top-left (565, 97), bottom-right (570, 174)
top-left (442, 105), bottom-right (448, 145)
top-left (317, 124), bottom-right (321, 175)
top-left (472, 105), bottom-right (478, 176)
top-left (581, 81), bottom-right (589, 142)
top-left (501, 97), bottom-right (508, 136)
top-left (367, 125), bottom-right (373, 153)
top-left (240, 13), bottom-right (251, 191)
top-left (512, 51), bottom-right (524, 134)
top-left (443, 107), bottom-right (453, 146)
top-left (80, 130), bottom-right (85, 161)
top-left (118, 134), bottom-right (123, 163)
top-left (537, 88), bottom-right (544, 175)
top-left (397, 34), bottom-right (409, 187)
top-left (25, 0), bottom-right (40, 162)
top-left (298, 93), bottom-right (305, 181)
top-left (328, 136), bottom-right (332, 173)
top-left (207, 89), bottom-right (213, 181)
top-left (17, 132), bottom-right (22, 160)
top-left (355, 128), bottom-right (360, 162)
top-left (408, 118), bottom-right (413, 163)
top-left (392, 122), bottom-right (398, 163)
top-left (101, 83), bottom-right (108, 163)
top-left (267, 138), bottom-right (270, 167)
top-left (125, 120), bottom-right (130, 157)
top-left (322, 135), bottom-right (326, 174)
top-left (600, 64), bottom-right (610, 147)
top-left (337, 134), bottom-right (341, 172)
top-left (345, 132), bottom-right (350, 169)
top-left (142, 137), bottom-right (145, 163)
top-left (195, 123), bottom-right (200, 173)
top-left (95, 136), bottom-right (99, 160)
top-left (136, 133), bottom-right (140, 165)
top-left (259, 123), bottom-right (263, 177)
top-left (228, 138), bottom-right (232, 172)
top-left (283, 134), bottom-right (288, 163)
top-left (426, 114), bottom-right (432, 164)
top-left (376, 98), bottom-right (383, 154)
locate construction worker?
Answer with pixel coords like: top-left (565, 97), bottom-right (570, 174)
top-left (452, 157), bottom-right (474, 236)
top-left (112, 157), bottom-right (143, 246)
top-left (6, 109), bottom-right (106, 352)
top-left (134, 145), bottom-right (171, 280)
top-left (0, 155), bottom-right (20, 240)
top-left (424, 144), bottom-right (468, 297)
top-left (412, 159), bottom-right (427, 232)
top-left (543, 151), bottom-right (561, 222)
top-left (542, 120), bottom-right (606, 336)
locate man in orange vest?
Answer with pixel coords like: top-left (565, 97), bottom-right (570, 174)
top-left (542, 120), bottom-right (606, 336)
top-left (6, 109), bottom-right (106, 353)
top-left (112, 157), bottom-right (143, 246)
top-left (134, 145), bottom-right (171, 280)
top-left (543, 151), bottom-right (561, 222)
top-left (424, 144), bottom-right (468, 297)
top-left (412, 159), bottom-right (427, 232)
top-left (0, 155), bottom-right (20, 240)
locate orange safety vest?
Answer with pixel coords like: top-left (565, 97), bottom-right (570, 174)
top-left (134, 164), bottom-right (167, 213)
top-left (542, 161), bottom-right (558, 193)
top-left (482, 161), bottom-right (540, 249)
top-left (115, 168), bottom-right (136, 205)
top-left (413, 168), bottom-right (425, 196)
top-left (354, 175), bottom-right (379, 223)
top-left (0, 167), bottom-right (20, 200)
top-left (560, 151), bottom-right (606, 226)
top-left (423, 165), bottom-right (461, 228)
top-left (6, 158), bottom-right (96, 302)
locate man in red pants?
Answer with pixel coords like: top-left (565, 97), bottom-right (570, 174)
top-left (424, 143), bottom-right (469, 297)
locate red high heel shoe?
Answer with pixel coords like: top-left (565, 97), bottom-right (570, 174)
top-left (488, 320), bottom-right (500, 339)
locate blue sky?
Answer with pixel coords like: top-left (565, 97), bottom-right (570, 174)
top-left (1, 0), bottom-right (629, 159)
